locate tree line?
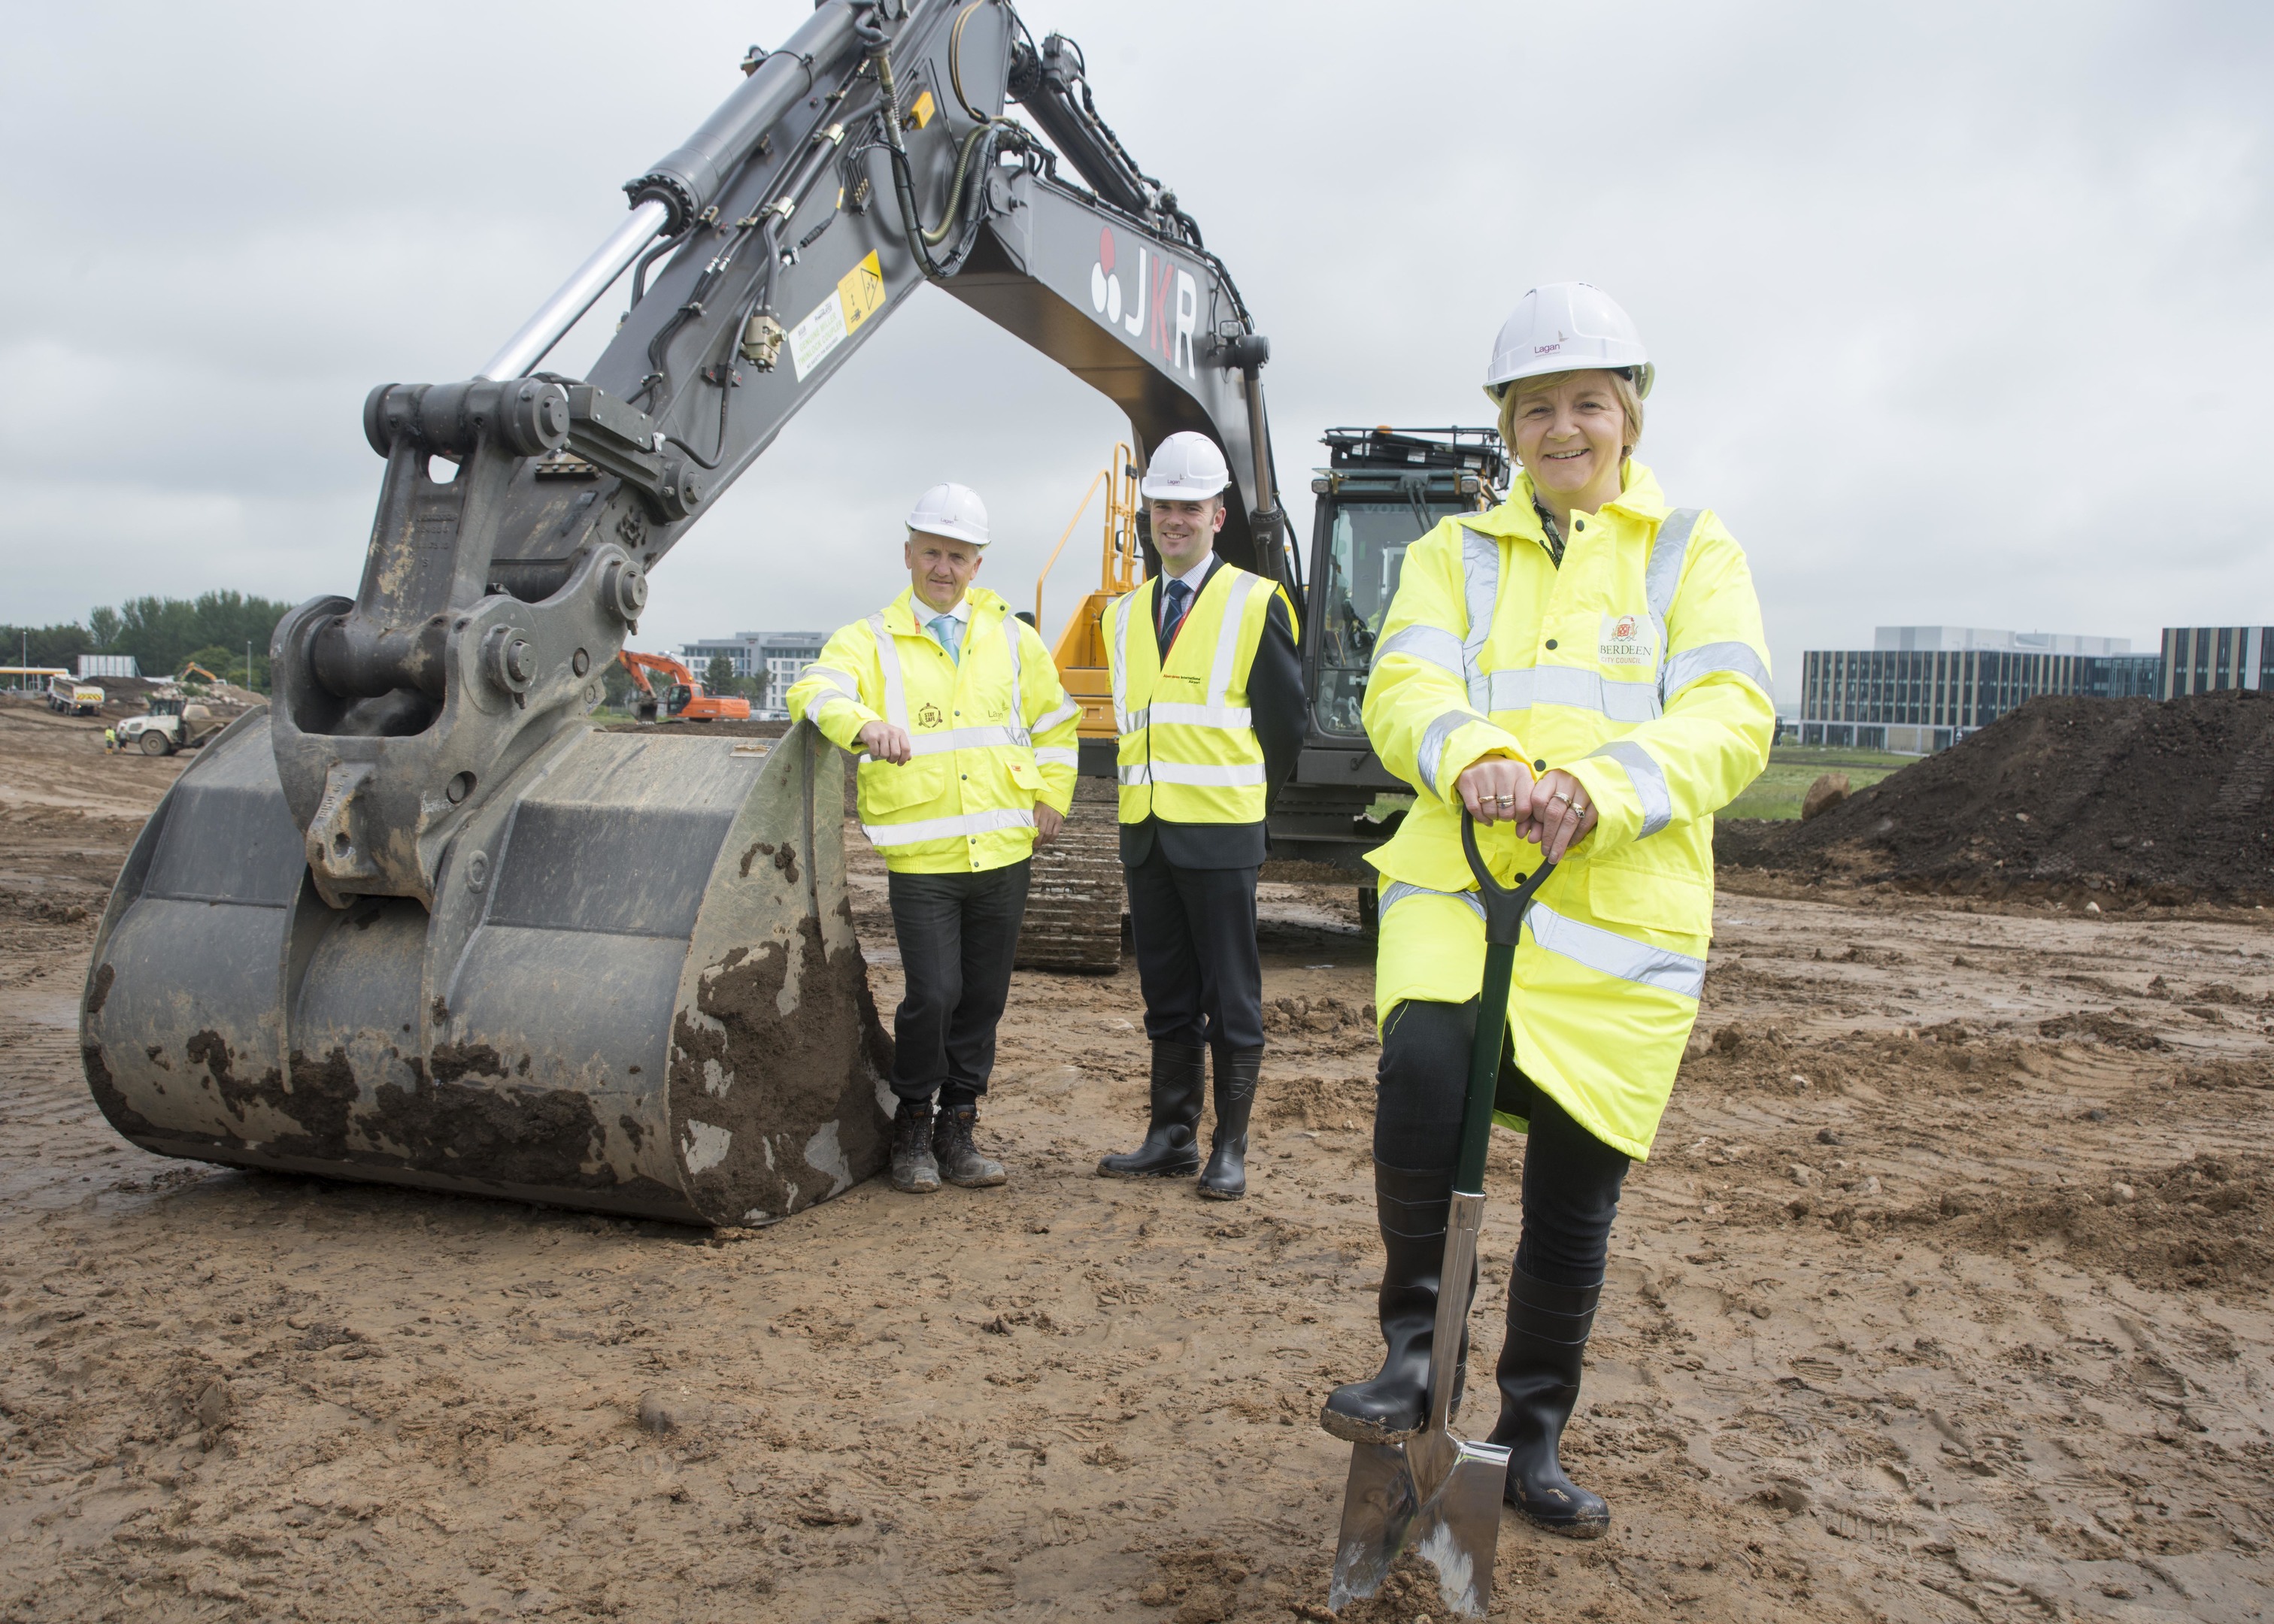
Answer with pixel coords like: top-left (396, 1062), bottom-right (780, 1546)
top-left (4, 592), bottom-right (293, 690)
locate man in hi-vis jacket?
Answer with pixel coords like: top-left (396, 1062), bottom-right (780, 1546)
top-left (1095, 433), bottom-right (1304, 1200)
top-left (789, 483), bottom-right (1081, 1194)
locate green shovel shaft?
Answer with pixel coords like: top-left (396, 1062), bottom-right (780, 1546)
top-left (1455, 941), bottom-right (1516, 1195)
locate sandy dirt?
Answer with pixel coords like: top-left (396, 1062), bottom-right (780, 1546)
top-left (2, 694), bottom-right (2272, 1623)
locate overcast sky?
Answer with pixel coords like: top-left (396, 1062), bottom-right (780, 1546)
top-left (5, 0), bottom-right (2269, 701)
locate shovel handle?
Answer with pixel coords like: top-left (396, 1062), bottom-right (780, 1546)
top-left (1454, 813), bottom-right (1555, 1195)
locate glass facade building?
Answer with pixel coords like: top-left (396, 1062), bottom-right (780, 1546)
top-left (2160, 626), bottom-right (2272, 698)
top-left (1797, 627), bottom-right (2157, 753)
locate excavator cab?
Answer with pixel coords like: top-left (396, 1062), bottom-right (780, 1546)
top-left (1305, 428), bottom-right (1507, 739)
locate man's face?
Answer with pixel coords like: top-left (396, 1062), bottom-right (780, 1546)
top-left (1148, 496), bottom-right (1225, 575)
top-left (905, 532), bottom-right (984, 612)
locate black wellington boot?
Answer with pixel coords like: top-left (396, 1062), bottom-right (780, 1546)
top-left (1198, 1047), bottom-right (1262, 1200)
top-left (1489, 1265), bottom-right (1610, 1538)
top-left (1319, 1159), bottom-right (1472, 1444)
top-left (932, 1101), bottom-right (1007, 1188)
top-left (889, 1099), bottom-right (941, 1195)
top-left (1097, 1042), bottom-right (1205, 1178)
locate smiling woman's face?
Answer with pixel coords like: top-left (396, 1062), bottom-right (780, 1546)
top-left (1505, 370), bottom-right (1630, 508)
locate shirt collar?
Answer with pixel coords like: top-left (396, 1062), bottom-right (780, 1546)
top-left (1165, 552), bottom-right (1214, 593)
top-left (914, 591), bottom-right (972, 623)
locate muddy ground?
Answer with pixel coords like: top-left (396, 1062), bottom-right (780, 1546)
top-left (2, 695), bottom-right (2270, 1624)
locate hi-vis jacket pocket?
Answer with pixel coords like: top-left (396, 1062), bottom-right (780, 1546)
top-left (859, 756), bottom-right (948, 815)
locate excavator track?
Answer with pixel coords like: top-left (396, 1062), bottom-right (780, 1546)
top-left (1015, 775), bottom-right (1123, 972)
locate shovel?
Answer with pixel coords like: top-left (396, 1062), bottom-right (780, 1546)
top-left (1329, 813), bottom-right (1557, 1618)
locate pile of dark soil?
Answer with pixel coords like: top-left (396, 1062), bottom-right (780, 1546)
top-left (1717, 689), bottom-right (2274, 904)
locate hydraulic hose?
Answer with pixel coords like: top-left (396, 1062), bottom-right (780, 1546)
top-left (864, 17), bottom-right (1003, 280)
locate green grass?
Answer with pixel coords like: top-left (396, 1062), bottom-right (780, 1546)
top-left (1724, 744), bottom-right (1911, 820)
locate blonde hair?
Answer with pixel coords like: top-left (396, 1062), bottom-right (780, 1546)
top-left (1496, 368), bottom-right (1645, 463)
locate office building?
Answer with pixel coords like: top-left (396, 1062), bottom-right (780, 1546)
top-left (681, 630), bottom-right (827, 719)
top-left (1799, 627), bottom-right (2155, 754)
top-left (2160, 626), bottom-right (2273, 698)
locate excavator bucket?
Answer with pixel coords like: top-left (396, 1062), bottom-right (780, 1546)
top-left (80, 710), bottom-right (893, 1226)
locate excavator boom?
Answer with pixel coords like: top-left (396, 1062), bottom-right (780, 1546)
top-left (80, 0), bottom-right (1291, 1225)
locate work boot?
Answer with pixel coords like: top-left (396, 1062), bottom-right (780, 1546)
top-left (1319, 1159), bottom-right (1472, 1444)
top-left (932, 1101), bottom-right (1007, 1188)
top-left (1199, 1046), bottom-right (1263, 1200)
top-left (1488, 1264), bottom-right (1610, 1538)
top-left (888, 1099), bottom-right (940, 1195)
top-left (1096, 1041), bottom-right (1205, 1178)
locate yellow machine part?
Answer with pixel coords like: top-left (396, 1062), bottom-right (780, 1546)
top-left (1035, 444), bottom-right (1142, 738)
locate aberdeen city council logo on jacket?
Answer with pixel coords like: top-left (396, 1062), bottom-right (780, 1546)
top-left (1088, 227), bottom-right (1199, 380)
top-left (1598, 612), bottom-right (1655, 669)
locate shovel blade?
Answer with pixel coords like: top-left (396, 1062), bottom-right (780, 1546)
top-left (1328, 1435), bottom-right (1509, 1619)
top-left (1408, 1437), bottom-right (1512, 1618)
top-left (1328, 1442), bottom-right (1418, 1611)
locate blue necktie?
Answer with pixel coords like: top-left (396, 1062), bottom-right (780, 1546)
top-left (1160, 578), bottom-right (1193, 646)
top-left (929, 614), bottom-right (962, 665)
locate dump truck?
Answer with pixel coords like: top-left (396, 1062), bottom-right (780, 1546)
top-left (81, 0), bottom-right (1496, 1224)
top-left (115, 695), bottom-right (226, 756)
top-left (47, 674), bottom-right (105, 716)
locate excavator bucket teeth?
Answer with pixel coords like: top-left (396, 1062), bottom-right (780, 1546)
top-left (80, 713), bottom-right (893, 1226)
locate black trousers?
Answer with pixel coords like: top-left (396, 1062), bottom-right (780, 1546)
top-left (1124, 840), bottom-right (1264, 1052)
top-left (886, 861), bottom-right (1032, 1108)
top-left (1375, 998), bottom-right (1630, 1288)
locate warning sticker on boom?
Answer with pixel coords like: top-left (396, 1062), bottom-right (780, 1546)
top-left (789, 252), bottom-right (887, 380)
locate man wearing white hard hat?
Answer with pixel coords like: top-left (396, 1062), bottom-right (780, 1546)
top-left (789, 483), bottom-right (1081, 1195)
top-left (1094, 432), bottom-right (1304, 1201)
top-left (1319, 284), bottom-right (1772, 1539)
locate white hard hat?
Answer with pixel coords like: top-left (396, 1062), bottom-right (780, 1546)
top-left (1483, 283), bottom-right (1654, 403)
top-left (905, 482), bottom-right (990, 547)
top-left (1140, 432), bottom-right (1230, 501)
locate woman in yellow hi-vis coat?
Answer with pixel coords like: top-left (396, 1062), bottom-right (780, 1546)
top-left (1320, 284), bottom-right (1774, 1538)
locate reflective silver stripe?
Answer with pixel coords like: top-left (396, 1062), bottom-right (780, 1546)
top-left (1584, 739), bottom-right (1672, 838)
top-left (1417, 707), bottom-right (1484, 792)
top-left (1376, 885), bottom-right (1705, 998)
top-left (1528, 900), bottom-right (1705, 998)
top-left (1206, 571), bottom-right (1264, 706)
top-left (1034, 747), bottom-right (1078, 767)
top-left (1377, 878), bottom-right (1485, 923)
top-left (866, 614), bottom-right (907, 729)
top-left (1118, 762), bottom-right (1150, 786)
top-left (1148, 701), bottom-right (1253, 730)
top-left (1457, 522), bottom-right (1499, 677)
top-left (1372, 621), bottom-right (1465, 678)
top-left (862, 806), bottom-right (1035, 847)
top-left (804, 665), bottom-right (860, 701)
top-left (1660, 640), bottom-right (1770, 702)
top-left (906, 726), bottom-right (1024, 756)
top-left (1001, 615), bottom-right (1028, 744)
top-left (1643, 508), bottom-right (1701, 664)
top-left (1464, 665), bottom-right (1660, 723)
top-left (1032, 698), bottom-right (1081, 735)
top-left (812, 695), bottom-right (869, 731)
top-left (1146, 761), bottom-right (1265, 788)
top-left (1109, 589), bottom-right (1139, 735)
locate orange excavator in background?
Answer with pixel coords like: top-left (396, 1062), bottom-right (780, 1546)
top-left (617, 650), bottom-right (751, 723)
